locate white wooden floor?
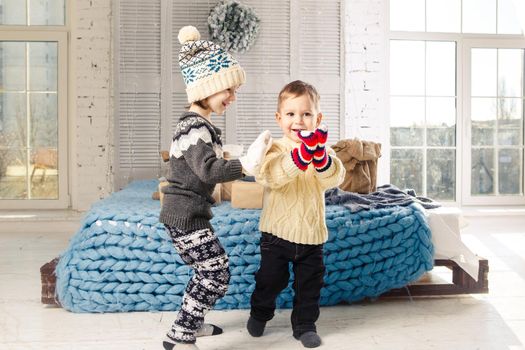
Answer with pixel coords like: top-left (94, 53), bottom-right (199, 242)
top-left (1, 214), bottom-right (525, 350)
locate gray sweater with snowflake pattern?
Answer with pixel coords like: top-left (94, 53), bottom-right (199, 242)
top-left (159, 112), bottom-right (243, 231)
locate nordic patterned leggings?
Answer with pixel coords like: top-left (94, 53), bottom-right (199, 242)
top-left (164, 225), bottom-right (231, 344)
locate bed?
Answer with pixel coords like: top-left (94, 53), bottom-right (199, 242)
top-left (41, 180), bottom-right (487, 312)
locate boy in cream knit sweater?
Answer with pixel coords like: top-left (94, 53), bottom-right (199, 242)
top-left (247, 80), bottom-right (345, 348)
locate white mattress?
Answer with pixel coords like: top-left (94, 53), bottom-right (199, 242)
top-left (426, 206), bottom-right (481, 281)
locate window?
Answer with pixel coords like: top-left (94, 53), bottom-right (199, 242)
top-left (390, 40), bottom-right (457, 200)
top-left (0, 0), bottom-right (68, 209)
top-left (389, 0), bottom-right (525, 205)
top-left (115, 0), bottom-right (344, 189)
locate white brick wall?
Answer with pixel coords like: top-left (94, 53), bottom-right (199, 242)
top-left (71, 0), bottom-right (114, 210)
top-left (69, 0), bottom-right (389, 209)
top-left (344, 0), bottom-right (389, 184)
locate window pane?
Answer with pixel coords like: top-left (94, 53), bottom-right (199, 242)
top-left (498, 0), bottom-right (525, 34)
top-left (471, 98), bottom-right (497, 146)
top-left (30, 92), bottom-right (58, 198)
top-left (471, 148), bottom-right (494, 195)
top-left (390, 148), bottom-right (423, 194)
top-left (0, 148), bottom-right (28, 199)
top-left (1, 92), bottom-right (26, 145)
top-left (426, 97), bottom-right (456, 146)
top-left (29, 0), bottom-right (65, 25)
top-left (29, 42), bottom-right (58, 91)
top-left (472, 49), bottom-right (497, 97)
top-left (499, 148), bottom-right (522, 194)
top-left (463, 0), bottom-right (497, 34)
top-left (427, 149), bottom-right (455, 200)
top-left (390, 40), bottom-right (425, 95)
top-left (498, 98), bottom-right (523, 145)
top-left (0, 41), bottom-right (59, 201)
top-left (0, 42), bottom-right (26, 91)
top-left (426, 0), bottom-right (460, 33)
top-left (390, 96), bottom-right (424, 146)
top-left (30, 147), bottom-right (58, 199)
top-left (30, 93), bottom-right (57, 149)
top-left (390, 0), bottom-right (425, 31)
top-left (426, 41), bottom-right (456, 96)
top-left (471, 149), bottom-right (494, 195)
top-left (0, 0), bottom-right (26, 25)
top-left (498, 49), bottom-right (523, 98)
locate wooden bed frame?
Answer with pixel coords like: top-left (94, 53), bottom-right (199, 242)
top-left (40, 258), bottom-right (489, 307)
top-left (380, 259), bottom-right (489, 298)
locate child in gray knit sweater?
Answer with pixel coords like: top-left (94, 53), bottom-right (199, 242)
top-left (159, 26), bottom-right (271, 350)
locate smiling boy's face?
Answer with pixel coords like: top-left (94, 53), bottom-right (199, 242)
top-left (275, 94), bottom-right (323, 143)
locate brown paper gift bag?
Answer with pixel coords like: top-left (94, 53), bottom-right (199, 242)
top-left (332, 139), bottom-right (381, 194)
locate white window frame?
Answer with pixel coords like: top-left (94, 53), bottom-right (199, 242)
top-left (388, 31), bottom-right (463, 205)
top-left (0, 28), bottom-right (69, 209)
top-left (462, 37), bottom-right (525, 205)
top-left (388, 29), bottom-right (525, 206)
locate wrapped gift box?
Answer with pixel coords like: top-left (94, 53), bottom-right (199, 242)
top-left (158, 181), bottom-right (169, 206)
top-left (231, 180), bottom-right (264, 209)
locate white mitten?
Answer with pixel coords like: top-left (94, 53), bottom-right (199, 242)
top-left (239, 130), bottom-right (273, 176)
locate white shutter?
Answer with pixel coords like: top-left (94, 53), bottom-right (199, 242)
top-left (116, 0), bottom-right (161, 188)
top-left (171, 93), bottom-right (187, 131)
top-left (234, 0), bottom-right (343, 144)
top-left (119, 2), bottom-right (161, 75)
top-left (212, 113), bottom-right (227, 135)
top-left (298, 0), bottom-right (343, 142)
top-left (320, 94), bottom-right (341, 145)
top-left (172, 1), bottom-right (214, 76)
top-left (116, 0), bottom-right (344, 186)
top-left (237, 0), bottom-right (290, 75)
top-left (299, 0), bottom-right (341, 76)
top-left (118, 93), bottom-right (161, 168)
top-left (231, 0), bottom-right (291, 146)
top-left (237, 93), bottom-right (283, 147)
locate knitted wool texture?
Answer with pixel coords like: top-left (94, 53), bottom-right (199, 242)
top-left (55, 180), bottom-right (434, 313)
top-left (208, 0), bottom-right (260, 53)
top-left (178, 26), bottom-right (245, 103)
top-left (257, 138), bottom-right (345, 245)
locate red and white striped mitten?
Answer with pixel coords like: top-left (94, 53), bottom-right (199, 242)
top-left (312, 124), bottom-right (331, 172)
top-left (291, 130), bottom-right (318, 171)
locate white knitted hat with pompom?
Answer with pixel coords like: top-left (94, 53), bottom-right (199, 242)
top-left (178, 26), bottom-right (246, 103)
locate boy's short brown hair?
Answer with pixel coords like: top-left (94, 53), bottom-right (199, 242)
top-left (277, 80), bottom-right (320, 112)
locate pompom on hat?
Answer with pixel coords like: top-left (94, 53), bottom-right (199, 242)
top-left (178, 26), bottom-right (246, 103)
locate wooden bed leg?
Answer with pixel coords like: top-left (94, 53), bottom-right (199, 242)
top-left (451, 259), bottom-right (489, 293)
top-left (40, 257), bottom-right (61, 306)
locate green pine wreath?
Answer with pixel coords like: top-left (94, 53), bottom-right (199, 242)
top-left (208, 0), bottom-right (260, 53)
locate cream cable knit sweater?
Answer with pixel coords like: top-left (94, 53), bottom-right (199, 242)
top-left (256, 137), bottom-right (346, 245)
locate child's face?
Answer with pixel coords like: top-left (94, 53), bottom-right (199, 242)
top-left (206, 86), bottom-right (239, 115)
top-left (275, 94), bottom-right (322, 143)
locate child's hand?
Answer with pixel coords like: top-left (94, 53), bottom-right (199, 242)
top-left (239, 130), bottom-right (273, 176)
top-left (312, 124), bottom-right (330, 171)
top-left (291, 130), bottom-right (318, 171)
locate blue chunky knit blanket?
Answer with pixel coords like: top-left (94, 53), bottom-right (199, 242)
top-left (56, 180), bottom-right (434, 313)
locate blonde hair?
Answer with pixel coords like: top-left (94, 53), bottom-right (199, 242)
top-left (277, 80), bottom-right (320, 112)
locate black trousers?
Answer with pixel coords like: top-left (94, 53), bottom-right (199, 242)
top-left (250, 232), bottom-right (325, 337)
